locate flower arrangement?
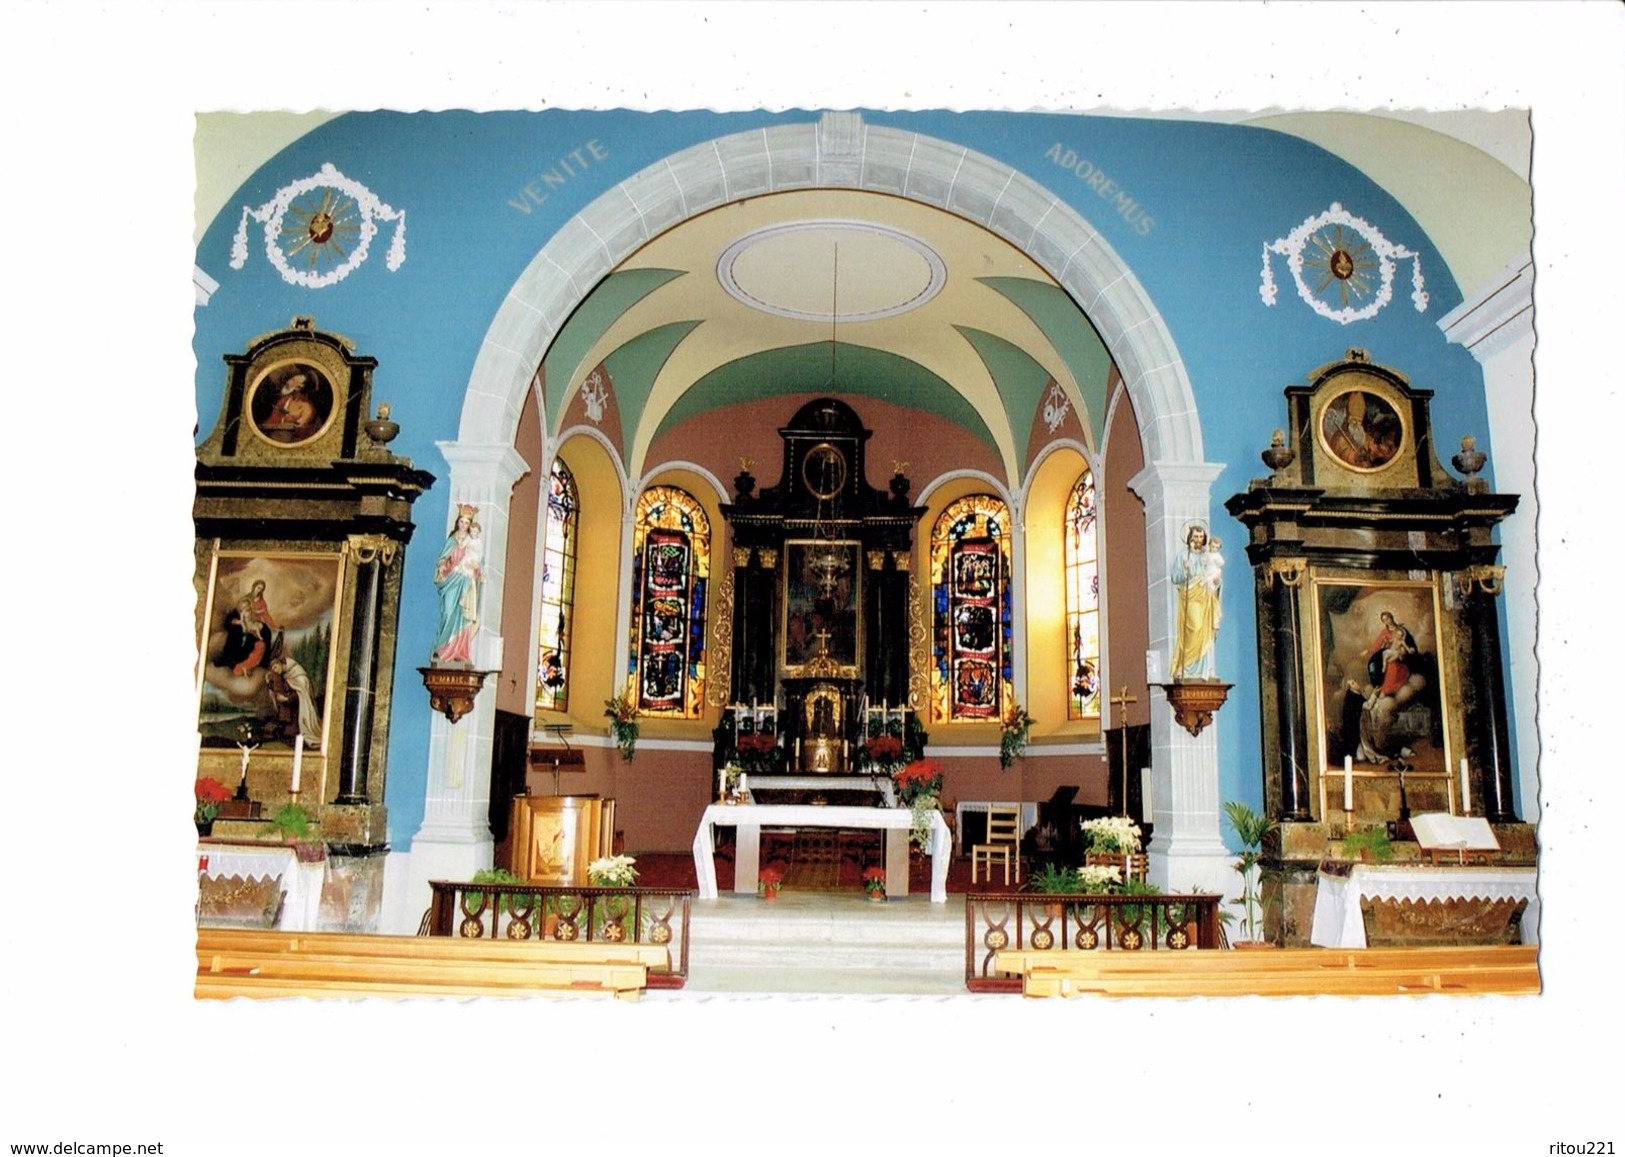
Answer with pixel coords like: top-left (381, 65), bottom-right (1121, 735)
top-left (734, 732), bottom-right (778, 772)
top-left (893, 758), bottom-right (945, 849)
top-left (587, 854), bottom-right (639, 888)
top-left (1081, 816), bottom-right (1143, 855)
top-left (999, 703), bottom-right (1035, 769)
top-left (892, 758), bottom-right (944, 806)
top-left (861, 734), bottom-right (905, 772)
top-left (603, 690), bottom-right (638, 762)
top-left (194, 776), bottom-right (231, 829)
top-left (1076, 863), bottom-right (1124, 892)
top-left (862, 866), bottom-right (887, 897)
top-left (757, 866), bottom-right (785, 898)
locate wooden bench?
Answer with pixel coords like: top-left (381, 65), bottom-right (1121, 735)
top-left (994, 945), bottom-right (1539, 998)
top-left (195, 929), bottom-right (667, 1001)
top-left (196, 929), bottom-right (671, 970)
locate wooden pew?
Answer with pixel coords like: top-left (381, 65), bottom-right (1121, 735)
top-left (994, 945), bottom-right (1539, 998)
top-left (195, 929), bottom-right (666, 1000)
top-left (996, 945), bottom-right (1535, 975)
top-left (196, 929), bottom-right (670, 970)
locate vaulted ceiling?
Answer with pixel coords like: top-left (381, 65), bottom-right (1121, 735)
top-left (541, 189), bottom-right (1115, 480)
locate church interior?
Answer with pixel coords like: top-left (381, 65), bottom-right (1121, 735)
top-left (17, 3), bottom-right (1625, 1150)
top-left (187, 99), bottom-right (1542, 978)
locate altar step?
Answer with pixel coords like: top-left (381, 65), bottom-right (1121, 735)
top-left (673, 891), bottom-right (971, 996)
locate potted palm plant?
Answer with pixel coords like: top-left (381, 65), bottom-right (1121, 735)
top-left (1223, 799), bottom-right (1278, 947)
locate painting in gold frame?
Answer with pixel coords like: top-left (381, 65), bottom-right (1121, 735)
top-left (196, 549), bottom-right (345, 753)
top-left (782, 539), bottom-right (861, 673)
top-left (1311, 577), bottom-right (1452, 793)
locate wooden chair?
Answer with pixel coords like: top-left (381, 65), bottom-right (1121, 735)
top-left (971, 804), bottom-right (1022, 885)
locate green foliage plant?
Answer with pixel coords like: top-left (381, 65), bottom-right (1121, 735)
top-left (1223, 800), bottom-right (1279, 945)
top-left (1340, 825), bottom-right (1395, 862)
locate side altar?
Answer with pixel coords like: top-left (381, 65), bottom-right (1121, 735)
top-left (1226, 350), bottom-right (1536, 946)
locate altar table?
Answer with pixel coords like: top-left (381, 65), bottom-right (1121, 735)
top-left (692, 804), bottom-right (952, 902)
top-left (1310, 864), bottom-right (1539, 948)
top-left (197, 842), bottom-right (325, 931)
top-left (737, 773), bottom-right (896, 806)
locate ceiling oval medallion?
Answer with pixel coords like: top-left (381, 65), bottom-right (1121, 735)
top-left (717, 220), bottom-right (947, 322)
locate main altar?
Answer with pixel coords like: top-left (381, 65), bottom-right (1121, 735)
top-left (714, 398), bottom-right (927, 792)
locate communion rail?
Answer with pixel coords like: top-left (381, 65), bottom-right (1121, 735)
top-left (964, 892), bottom-right (1224, 992)
top-left (427, 881), bottom-right (692, 987)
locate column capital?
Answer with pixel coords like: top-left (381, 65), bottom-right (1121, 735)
top-left (434, 441), bottom-right (532, 495)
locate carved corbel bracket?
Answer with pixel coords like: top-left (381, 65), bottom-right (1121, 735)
top-left (1158, 681), bottom-right (1233, 738)
top-left (418, 665), bottom-right (496, 724)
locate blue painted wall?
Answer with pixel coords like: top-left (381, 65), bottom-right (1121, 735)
top-left (194, 108), bottom-right (1493, 853)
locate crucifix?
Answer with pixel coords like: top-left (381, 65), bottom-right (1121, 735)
top-left (1111, 685), bottom-right (1138, 817)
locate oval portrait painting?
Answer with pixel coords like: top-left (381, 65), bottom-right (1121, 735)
top-left (248, 362), bottom-right (336, 446)
top-left (1319, 388), bottom-right (1405, 471)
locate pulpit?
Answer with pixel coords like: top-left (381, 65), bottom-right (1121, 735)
top-left (510, 795), bottom-right (607, 885)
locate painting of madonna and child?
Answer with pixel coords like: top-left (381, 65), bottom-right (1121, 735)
top-left (196, 552), bottom-right (342, 752)
top-left (1316, 581), bottom-right (1451, 784)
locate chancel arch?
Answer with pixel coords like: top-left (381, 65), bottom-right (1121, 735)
top-left (419, 111), bottom-right (1220, 900)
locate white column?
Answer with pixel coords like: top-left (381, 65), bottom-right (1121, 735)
top-left (401, 442), bottom-right (531, 926)
top-left (1439, 256), bottom-right (1537, 824)
top-left (1128, 460), bottom-right (1232, 896)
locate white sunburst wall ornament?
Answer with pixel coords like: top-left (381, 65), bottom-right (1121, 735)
top-left (1260, 203), bottom-right (1427, 325)
top-left (230, 163), bottom-right (407, 289)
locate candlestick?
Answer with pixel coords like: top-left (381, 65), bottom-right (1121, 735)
top-left (1460, 757), bottom-right (1471, 814)
top-left (290, 734), bottom-right (303, 794)
top-left (1342, 755), bottom-right (1353, 813)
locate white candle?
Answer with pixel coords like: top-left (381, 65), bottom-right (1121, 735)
top-left (291, 734), bottom-right (303, 793)
top-left (1460, 757), bottom-right (1471, 814)
top-left (1342, 755), bottom-right (1353, 811)
top-left (239, 744), bottom-right (250, 783)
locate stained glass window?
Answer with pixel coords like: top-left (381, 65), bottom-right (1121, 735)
top-left (930, 495), bottom-right (1012, 722)
top-left (535, 459), bottom-right (578, 713)
top-left (1065, 471), bottom-right (1102, 719)
top-left (630, 486), bottom-right (710, 717)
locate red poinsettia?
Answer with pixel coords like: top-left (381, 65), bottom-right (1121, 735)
top-left (862, 735), bottom-right (904, 764)
top-left (736, 733), bottom-right (777, 757)
top-left (194, 776), bottom-right (231, 826)
top-left (861, 865), bottom-right (887, 895)
top-left (892, 758), bottom-right (944, 805)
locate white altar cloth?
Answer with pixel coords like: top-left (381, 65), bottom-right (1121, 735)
top-left (691, 804), bottom-right (952, 902)
top-left (197, 842), bottom-right (325, 931)
top-left (737, 773), bottom-right (896, 807)
top-left (1310, 864), bottom-right (1538, 948)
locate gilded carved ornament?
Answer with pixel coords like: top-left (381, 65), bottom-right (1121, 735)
top-left (345, 533), bottom-right (398, 567)
top-left (1457, 565), bottom-right (1505, 597)
top-left (1265, 557), bottom-right (1307, 588)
